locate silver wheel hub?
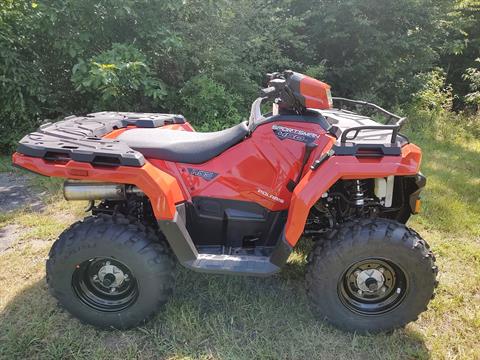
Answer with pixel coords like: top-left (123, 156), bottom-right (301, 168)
top-left (355, 268), bottom-right (385, 292)
top-left (95, 261), bottom-right (127, 289)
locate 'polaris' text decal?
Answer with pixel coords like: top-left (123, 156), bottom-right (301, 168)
top-left (272, 124), bottom-right (319, 143)
top-left (188, 168), bottom-right (218, 181)
top-left (257, 189), bottom-right (285, 204)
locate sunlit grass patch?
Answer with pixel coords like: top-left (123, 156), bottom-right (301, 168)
top-left (408, 132), bottom-right (480, 237)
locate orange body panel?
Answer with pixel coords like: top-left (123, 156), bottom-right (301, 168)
top-left (149, 121), bottom-right (332, 212)
top-left (12, 152), bottom-right (186, 220)
top-left (12, 118), bottom-right (422, 247)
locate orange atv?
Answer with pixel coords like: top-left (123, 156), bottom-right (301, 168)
top-left (13, 71), bottom-right (437, 333)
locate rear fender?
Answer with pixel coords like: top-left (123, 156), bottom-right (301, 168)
top-left (284, 144), bottom-right (422, 246)
top-left (12, 153), bottom-right (186, 220)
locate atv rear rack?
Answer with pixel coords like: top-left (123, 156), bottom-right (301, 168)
top-left (17, 112), bottom-right (186, 167)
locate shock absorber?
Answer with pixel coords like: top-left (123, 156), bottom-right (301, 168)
top-left (353, 180), bottom-right (366, 207)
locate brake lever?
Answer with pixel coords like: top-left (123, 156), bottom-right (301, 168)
top-left (311, 150), bottom-right (335, 170)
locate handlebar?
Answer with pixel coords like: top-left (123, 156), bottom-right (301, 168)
top-left (260, 78), bottom-right (287, 100)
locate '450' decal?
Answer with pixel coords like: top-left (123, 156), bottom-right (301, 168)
top-left (272, 124), bottom-right (319, 143)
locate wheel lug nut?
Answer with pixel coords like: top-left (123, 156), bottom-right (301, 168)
top-left (378, 267), bottom-right (384, 273)
top-left (357, 290), bottom-right (363, 295)
top-left (381, 286), bottom-right (386, 292)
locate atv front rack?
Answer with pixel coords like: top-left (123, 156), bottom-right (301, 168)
top-left (318, 98), bottom-right (409, 157)
top-left (332, 97), bottom-right (407, 126)
top-left (333, 123), bottom-right (404, 156)
top-left (17, 112), bottom-right (186, 167)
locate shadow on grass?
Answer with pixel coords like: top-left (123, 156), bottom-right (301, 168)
top-left (0, 267), bottom-right (430, 360)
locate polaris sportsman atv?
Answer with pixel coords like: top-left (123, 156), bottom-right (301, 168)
top-left (13, 71), bottom-right (437, 333)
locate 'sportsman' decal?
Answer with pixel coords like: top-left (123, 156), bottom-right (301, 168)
top-left (188, 168), bottom-right (218, 181)
top-left (272, 125), bottom-right (319, 143)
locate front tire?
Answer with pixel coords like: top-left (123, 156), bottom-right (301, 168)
top-left (46, 214), bottom-right (175, 329)
top-left (306, 218), bottom-right (438, 333)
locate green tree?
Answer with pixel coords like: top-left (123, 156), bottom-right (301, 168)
top-left (293, 0), bottom-right (452, 105)
top-left (0, 1), bottom-right (47, 151)
top-left (441, 0), bottom-right (480, 109)
top-left (1, 0), bottom-right (478, 153)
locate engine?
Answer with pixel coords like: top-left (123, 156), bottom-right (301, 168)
top-left (305, 175), bottom-right (424, 237)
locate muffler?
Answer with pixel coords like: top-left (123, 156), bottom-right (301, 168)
top-left (63, 181), bottom-right (142, 201)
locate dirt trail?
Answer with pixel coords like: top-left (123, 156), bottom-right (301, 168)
top-left (0, 172), bottom-right (44, 213)
top-left (0, 172), bottom-right (45, 252)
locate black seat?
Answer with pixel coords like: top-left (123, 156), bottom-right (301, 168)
top-left (117, 121), bottom-right (249, 164)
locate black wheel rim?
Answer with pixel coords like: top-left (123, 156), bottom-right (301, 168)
top-left (338, 258), bottom-right (408, 315)
top-left (72, 257), bottom-right (138, 312)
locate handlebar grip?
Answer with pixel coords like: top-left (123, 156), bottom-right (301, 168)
top-left (261, 86), bottom-right (276, 96)
top-left (260, 86), bottom-right (277, 98)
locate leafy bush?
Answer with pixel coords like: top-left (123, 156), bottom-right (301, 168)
top-left (414, 69), bottom-right (454, 113)
top-left (407, 67), bottom-right (480, 140)
top-left (72, 44), bottom-right (166, 111)
top-left (179, 75), bottom-right (243, 131)
top-left (463, 58), bottom-right (480, 110)
top-left (406, 69), bottom-right (453, 136)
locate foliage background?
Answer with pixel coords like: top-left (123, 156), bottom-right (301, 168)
top-left (1, 2), bottom-right (480, 359)
top-left (0, 0), bottom-right (479, 152)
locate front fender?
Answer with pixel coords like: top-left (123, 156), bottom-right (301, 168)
top-left (284, 144), bottom-right (422, 246)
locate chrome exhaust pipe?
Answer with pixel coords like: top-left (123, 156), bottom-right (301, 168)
top-left (63, 181), bottom-right (142, 201)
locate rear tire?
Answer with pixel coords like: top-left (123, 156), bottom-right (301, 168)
top-left (46, 214), bottom-right (175, 329)
top-left (305, 218), bottom-right (437, 333)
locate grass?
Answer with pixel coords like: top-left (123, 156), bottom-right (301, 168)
top-left (0, 154), bottom-right (16, 173)
top-left (0, 130), bottom-right (479, 360)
